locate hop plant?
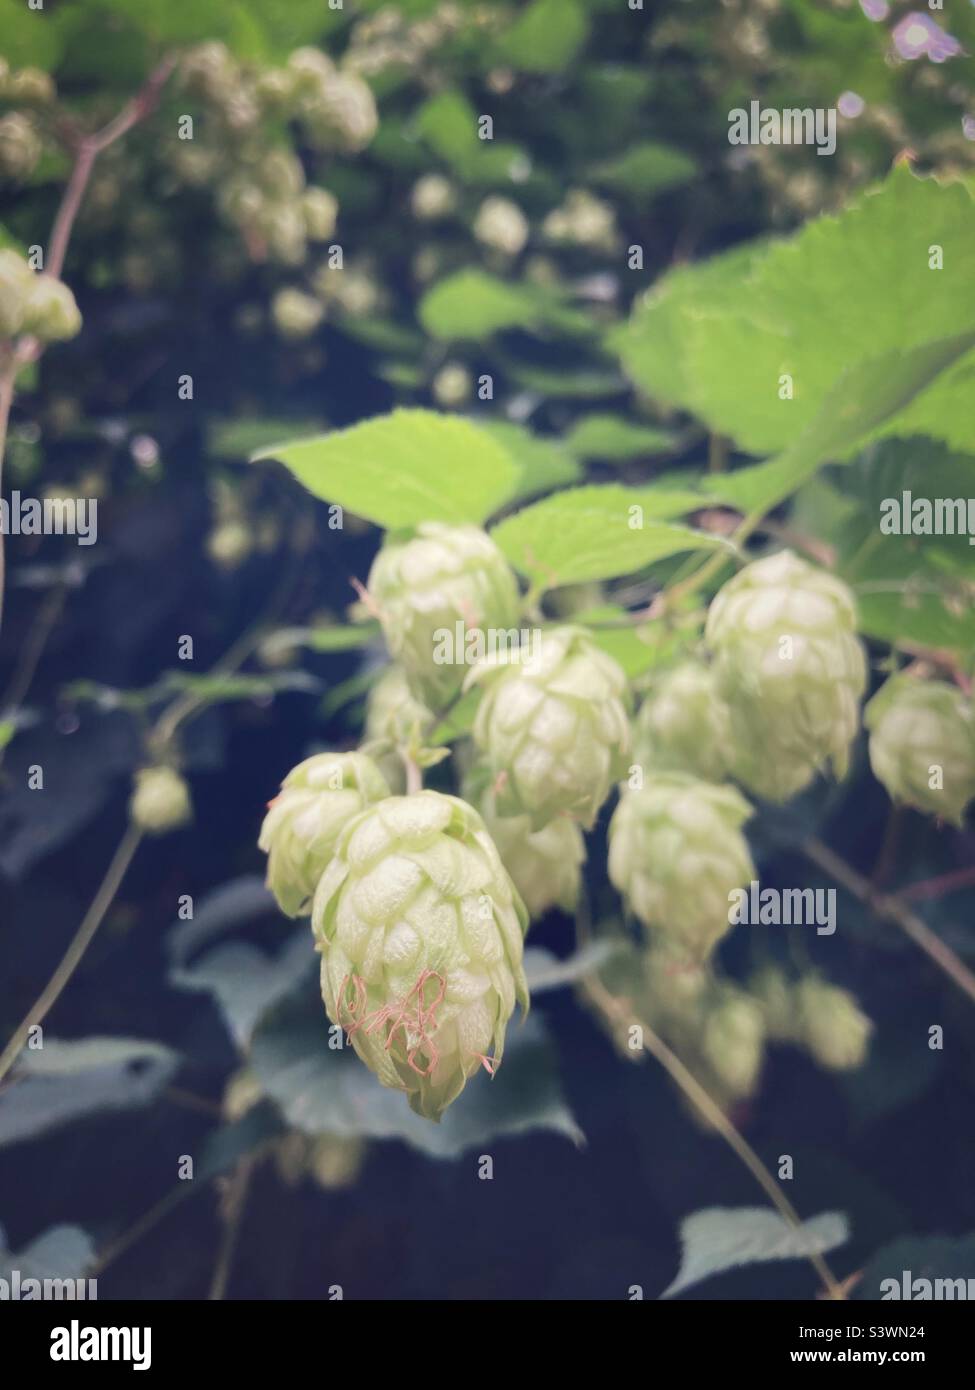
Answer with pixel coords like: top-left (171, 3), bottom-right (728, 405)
top-left (21, 275), bottom-right (83, 342)
top-left (608, 773), bottom-right (755, 959)
top-left (705, 550), bottom-right (867, 802)
top-left (367, 522), bottom-right (521, 709)
top-left (865, 675), bottom-right (975, 825)
top-left (749, 965), bottom-right (798, 1042)
top-left (259, 751), bottom-right (391, 917)
top-left (0, 249), bottom-right (33, 337)
top-left (271, 287), bottom-right (324, 339)
top-left (311, 791), bottom-right (529, 1120)
top-left (795, 977), bottom-right (872, 1071)
top-left (129, 766), bottom-right (192, 835)
top-left (468, 625), bottom-right (631, 830)
top-left (473, 196), bottom-right (529, 256)
top-left (633, 661), bottom-right (734, 780)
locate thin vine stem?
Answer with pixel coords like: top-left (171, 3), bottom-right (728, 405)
top-left (0, 823), bottom-right (144, 1085)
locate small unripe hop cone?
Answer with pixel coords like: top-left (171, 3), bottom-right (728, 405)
top-left (312, 792), bottom-right (529, 1120)
top-left (129, 766), bottom-right (192, 834)
top-left (865, 675), bottom-right (975, 826)
top-left (468, 625), bottom-right (631, 830)
top-left (633, 660), bottom-right (734, 781)
top-left (367, 522), bottom-right (521, 709)
top-left (259, 751), bottom-right (390, 917)
top-left (705, 550), bottom-right (867, 802)
top-left (609, 773), bottom-right (755, 960)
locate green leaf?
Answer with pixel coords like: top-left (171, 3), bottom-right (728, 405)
top-left (495, 0), bottom-right (590, 73)
top-left (419, 269), bottom-right (542, 340)
top-left (574, 604), bottom-right (699, 678)
top-left (490, 483), bottom-right (722, 587)
top-left (209, 417), bottom-right (325, 459)
top-left (499, 357), bottom-right (626, 399)
top-left (592, 140), bottom-right (697, 198)
top-left (254, 408), bottom-right (521, 527)
top-left (478, 420), bottom-right (583, 502)
top-left (171, 932), bottom-right (315, 1049)
top-left (250, 990), bottom-right (583, 1157)
top-left (259, 624), bottom-right (380, 659)
top-left (0, 719), bottom-right (14, 752)
top-left (701, 330), bottom-right (975, 517)
top-left (0, 1037), bottom-right (179, 1149)
top-left (523, 941), bottom-right (622, 993)
top-left (617, 169), bottom-right (975, 457)
top-left (662, 1207), bottom-right (849, 1298)
top-left (414, 90), bottom-right (525, 184)
top-left (565, 413), bottom-right (676, 461)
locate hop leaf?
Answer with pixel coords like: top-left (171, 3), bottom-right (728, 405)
top-left (865, 675), bottom-right (975, 826)
top-left (609, 773), bottom-right (755, 959)
top-left (259, 752), bottom-right (391, 917)
top-left (796, 977), bottom-right (872, 1071)
top-left (468, 625), bottom-right (631, 830)
top-left (368, 522), bottom-right (521, 709)
top-left (129, 766), bottom-right (192, 835)
top-left (705, 550), bottom-right (867, 802)
top-left (311, 791), bottom-right (529, 1120)
top-left (633, 661), bottom-right (734, 780)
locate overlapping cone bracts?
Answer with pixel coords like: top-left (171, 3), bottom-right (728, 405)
top-left (608, 773), bottom-right (755, 959)
top-left (633, 661), bottom-right (734, 781)
top-left (865, 675), bottom-right (975, 826)
top-left (468, 625), bottom-right (631, 830)
top-left (705, 549), bottom-right (867, 802)
top-left (466, 770), bottom-right (586, 918)
top-left (311, 791), bottom-right (529, 1120)
top-left (363, 664), bottom-right (434, 792)
top-left (258, 751), bottom-right (390, 917)
top-left (702, 990), bottom-right (766, 1098)
top-left (367, 522), bottom-right (521, 709)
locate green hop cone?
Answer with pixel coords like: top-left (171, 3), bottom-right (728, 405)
top-left (311, 791), bottom-right (529, 1121)
top-left (795, 977), bottom-right (872, 1071)
top-left (468, 625), bottom-right (631, 830)
top-left (467, 771), bottom-right (586, 919)
top-left (259, 751), bottom-right (391, 918)
top-left (22, 276), bottom-right (82, 342)
top-left (608, 773), bottom-right (755, 959)
top-left (748, 965), bottom-right (798, 1043)
top-left (865, 675), bottom-right (975, 826)
top-left (0, 248), bottom-right (33, 338)
top-left (702, 990), bottom-right (766, 1098)
top-left (705, 550), bottom-right (867, 802)
top-left (129, 766), bottom-right (192, 835)
top-left (633, 661), bottom-right (734, 780)
top-left (367, 522), bottom-right (521, 710)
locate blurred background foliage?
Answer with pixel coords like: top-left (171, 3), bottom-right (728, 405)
top-left (1, 0), bottom-right (975, 1299)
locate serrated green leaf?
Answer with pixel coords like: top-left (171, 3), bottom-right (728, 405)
top-left (419, 269), bottom-right (541, 340)
top-left (662, 1207), bottom-right (849, 1299)
top-left (478, 420), bottom-right (583, 502)
top-left (254, 408), bottom-right (521, 527)
top-left (490, 483), bottom-right (720, 587)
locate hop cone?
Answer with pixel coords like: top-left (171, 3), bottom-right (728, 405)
top-left (633, 661), bottom-right (734, 780)
top-left (364, 665), bottom-right (434, 792)
top-left (608, 773), bottom-right (755, 959)
top-left (467, 772), bottom-right (586, 918)
top-left (865, 676), bottom-right (975, 826)
top-left (702, 991), bottom-right (766, 1097)
top-left (259, 752), bottom-right (390, 917)
top-left (468, 625), bottom-right (631, 830)
top-left (311, 791), bottom-right (529, 1120)
top-left (705, 550), bottom-right (867, 802)
top-left (129, 766), bottom-right (192, 835)
top-left (796, 978), bottom-right (872, 1071)
top-left (749, 966), bottom-right (798, 1043)
top-left (368, 523), bottom-right (520, 710)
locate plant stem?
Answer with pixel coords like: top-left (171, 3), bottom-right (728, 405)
top-left (209, 1158), bottom-right (256, 1300)
top-left (803, 836), bottom-right (975, 1006)
top-left (0, 823), bottom-right (144, 1084)
top-left (581, 970), bottom-right (845, 1299)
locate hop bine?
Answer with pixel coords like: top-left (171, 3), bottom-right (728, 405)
top-left (312, 791), bottom-right (529, 1120)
